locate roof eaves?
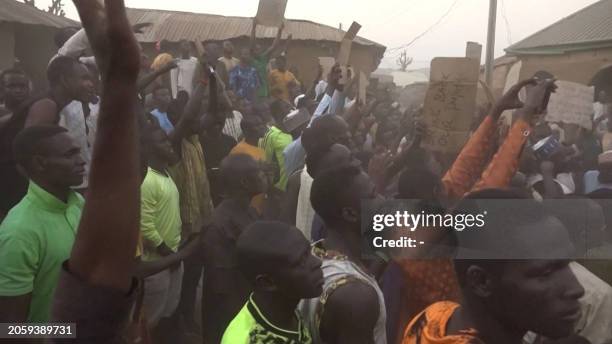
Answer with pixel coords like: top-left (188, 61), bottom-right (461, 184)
top-left (506, 39), bottom-right (612, 55)
top-left (506, 0), bottom-right (610, 52)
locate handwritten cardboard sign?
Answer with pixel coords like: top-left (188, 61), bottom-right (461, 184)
top-left (421, 57), bottom-right (480, 153)
top-left (544, 80), bottom-right (594, 130)
top-left (336, 21), bottom-right (361, 66)
top-left (256, 0), bottom-right (288, 27)
top-left (465, 42), bottom-right (482, 63)
top-left (359, 71), bottom-right (368, 102)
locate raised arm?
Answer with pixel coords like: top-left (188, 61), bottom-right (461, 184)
top-left (170, 81), bottom-right (205, 144)
top-left (272, 33), bottom-right (292, 59)
top-left (249, 18), bottom-right (258, 53)
top-left (264, 22), bottom-right (285, 58)
top-left (442, 78), bottom-right (536, 202)
top-left (68, 0), bottom-right (142, 292)
top-left (472, 79), bottom-right (556, 192)
top-left (137, 60), bottom-right (177, 91)
top-left (304, 64), bottom-right (323, 101)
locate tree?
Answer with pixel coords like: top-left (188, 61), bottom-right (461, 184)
top-left (22, 0), bottom-right (66, 17)
top-left (47, 0), bottom-right (66, 17)
top-left (396, 51), bottom-right (413, 72)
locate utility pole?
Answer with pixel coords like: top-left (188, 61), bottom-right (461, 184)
top-left (484, 0), bottom-right (497, 87)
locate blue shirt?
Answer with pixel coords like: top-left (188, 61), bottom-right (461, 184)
top-left (150, 109), bottom-right (174, 135)
top-left (229, 65), bottom-right (260, 103)
top-left (584, 170), bottom-right (612, 194)
top-left (283, 137), bottom-right (307, 177)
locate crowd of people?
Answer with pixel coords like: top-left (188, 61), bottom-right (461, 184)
top-left (0, 0), bottom-right (611, 343)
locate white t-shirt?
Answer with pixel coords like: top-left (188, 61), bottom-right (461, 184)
top-left (59, 100), bottom-right (100, 189)
top-left (170, 57), bottom-right (198, 98)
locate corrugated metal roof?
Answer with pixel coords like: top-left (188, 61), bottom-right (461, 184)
top-left (506, 0), bottom-right (612, 54)
top-left (126, 7), bottom-right (385, 50)
top-left (0, 0), bottom-right (78, 28)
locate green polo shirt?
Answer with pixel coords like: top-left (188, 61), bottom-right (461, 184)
top-left (260, 126), bottom-right (293, 191)
top-left (252, 54), bottom-right (269, 99)
top-left (0, 182), bottom-right (83, 322)
top-left (140, 167), bottom-right (182, 261)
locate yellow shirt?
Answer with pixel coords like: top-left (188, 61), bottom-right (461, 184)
top-left (268, 69), bottom-right (298, 103)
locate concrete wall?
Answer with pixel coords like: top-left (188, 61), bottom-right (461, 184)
top-left (14, 24), bottom-right (59, 91)
top-left (517, 47), bottom-right (612, 87)
top-left (0, 23), bottom-right (61, 92)
top-left (141, 38), bottom-right (383, 88)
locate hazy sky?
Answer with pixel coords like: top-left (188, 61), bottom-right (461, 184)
top-left (38, 0), bottom-right (599, 69)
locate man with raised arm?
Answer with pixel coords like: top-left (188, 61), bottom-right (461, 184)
top-left (50, 0), bottom-right (143, 342)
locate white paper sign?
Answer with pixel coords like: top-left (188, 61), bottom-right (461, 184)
top-left (545, 80), bottom-right (594, 130)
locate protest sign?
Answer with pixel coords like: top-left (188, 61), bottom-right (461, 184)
top-left (465, 42), bottom-right (482, 63)
top-left (345, 22), bottom-right (362, 40)
top-left (359, 71), bottom-right (368, 102)
top-left (337, 21), bottom-right (361, 66)
top-left (421, 57), bottom-right (480, 153)
top-left (544, 80), bottom-right (594, 130)
top-left (256, 0), bottom-right (288, 27)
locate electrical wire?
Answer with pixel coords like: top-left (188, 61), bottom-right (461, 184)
top-left (385, 0), bottom-right (461, 54)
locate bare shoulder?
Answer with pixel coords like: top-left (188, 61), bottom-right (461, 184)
top-left (325, 279), bottom-right (380, 318)
top-left (320, 279), bottom-right (380, 342)
top-left (25, 98), bottom-right (59, 126)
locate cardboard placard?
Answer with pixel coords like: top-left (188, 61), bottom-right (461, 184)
top-left (345, 22), bottom-right (362, 40)
top-left (465, 42), bottom-right (482, 63)
top-left (337, 38), bottom-right (353, 66)
top-left (336, 21), bottom-right (361, 66)
top-left (421, 57), bottom-right (480, 153)
top-left (359, 71), bottom-right (368, 102)
top-left (256, 0), bottom-right (288, 27)
top-left (544, 80), bottom-right (594, 130)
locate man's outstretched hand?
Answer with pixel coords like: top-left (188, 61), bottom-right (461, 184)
top-left (520, 78), bottom-right (557, 125)
top-left (490, 78), bottom-right (537, 120)
top-left (73, 0), bottom-right (141, 82)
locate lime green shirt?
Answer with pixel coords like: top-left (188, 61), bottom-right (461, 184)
top-left (140, 167), bottom-right (182, 261)
top-left (222, 294), bottom-right (312, 344)
top-left (261, 126), bottom-right (293, 191)
top-left (0, 182), bottom-right (83, 322)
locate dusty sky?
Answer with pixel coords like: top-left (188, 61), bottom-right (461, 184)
top-left (39, 0), bottom-right (599, 69)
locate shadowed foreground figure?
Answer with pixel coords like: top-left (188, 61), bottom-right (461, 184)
top-left (222, 221), bottom-right (323, 343)
top-left (403, 189), bottom-right (586, 344)
top-left (202, 154), bottom-right (267, 344)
